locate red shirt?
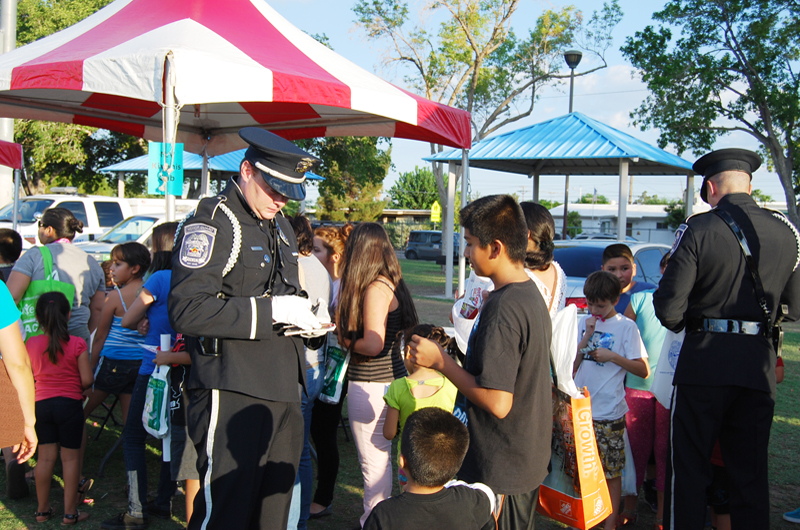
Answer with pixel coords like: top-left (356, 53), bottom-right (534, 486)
top-left (27, 335), bottom-right (87, 401)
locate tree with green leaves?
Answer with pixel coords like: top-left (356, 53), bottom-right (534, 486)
top-left (577, 192), bottom-right (610, 204)
top-left (353, 0), bottom-right (622, 228)
top-left (15, 0), bottom-right (146, 196)
top-left (567, 210), bottom-right (582, 237)
top-left (621, 0), bottom-right (800, 226)
top-left (664, 199), bottom-right (686, 230)
top-left (387, 166), bottom-right (439, 209)
top-left (538, 199), bottom-right (561, 210)
top-left (296, 136), bottom-right (392, 222)
top-left (634, 191), bottom-right (670, 205)
top-left (751, 189), bottom-right (772, 204)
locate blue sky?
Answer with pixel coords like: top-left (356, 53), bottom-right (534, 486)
top-left (270, 0), bottom-right (784, 206)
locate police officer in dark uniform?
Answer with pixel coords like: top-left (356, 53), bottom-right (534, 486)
top-left (654, 148), bottom-right (800, 529)
top-left (169, 128), bottom-right (326, 530)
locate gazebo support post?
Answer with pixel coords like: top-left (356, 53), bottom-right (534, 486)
top-left (685, 173), bottom-right (694, 218)
top-left (532, 173), bottom-right (540, 203)
top-left (117, 173), bottom-right (124, 198)
top-left (562, 175), bottom-right (570, 240)
top-left (458, 149), bottom-right (469, 297)
top-left (618, 159), bottom-right (629, 242)
top-left (445, 161), bottom-right (457, 299)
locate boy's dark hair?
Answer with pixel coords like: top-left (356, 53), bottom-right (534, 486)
top-left (401, 407), bottom-right (469, 487)
top-left (35, 291), bottom-right (71, 365)
top-left (602, 243), bottom-right (634, 266)
top-left (111, 242), bottom-right (151, 280)
top-left (460, 195), bottom-right (527, 264)
top-left (0, 228), bottom-right (22, 264)
top-left (584, 270), bottom-right (622, 303)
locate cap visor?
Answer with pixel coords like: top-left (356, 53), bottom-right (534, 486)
top-left (261, 171), bottom-right (306, 201)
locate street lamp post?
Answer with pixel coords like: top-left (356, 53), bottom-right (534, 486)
top-left (562, 50), bottom-right (582, 239)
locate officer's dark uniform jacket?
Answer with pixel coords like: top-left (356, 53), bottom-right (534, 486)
top-left (653, 193), bottom-right (800, 395)
top-left (168, 178), bottom-right (305, 401)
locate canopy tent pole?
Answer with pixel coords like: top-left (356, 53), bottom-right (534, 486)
top-left (201, 144), bottom-right (210, 198)
top-left (164, 53), bottom-right (176, 221)
top-left (12, 167), bottom-right (19, 232)
top-left (618, 159), bottom-right (629, 242)
top-left (445, 161), bottom-right (457, 299)
top-left (685, 173), bottom-right (694, 217)
top-left (458, 149), bottom-right (469, 296)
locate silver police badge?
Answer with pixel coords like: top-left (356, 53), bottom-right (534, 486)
top-left (180, 223), bottom-right (217, 269)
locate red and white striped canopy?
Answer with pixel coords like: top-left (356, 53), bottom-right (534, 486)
top-left (0, 0), bottom-right (471, 155)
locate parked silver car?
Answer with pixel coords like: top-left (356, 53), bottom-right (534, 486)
top-left (553, 240), bottom-right (671, 312)
top-left (73, 214), bottom-right (165, 262)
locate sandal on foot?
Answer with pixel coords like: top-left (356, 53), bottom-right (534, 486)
top-left (77, 477), bottom-right (93, 504)
top-left (62, 511), bottom-right (90, 526)
top-left (35, 507), bottom-right (54, 523)
top-left (618, 510), bottom-right (638, 526)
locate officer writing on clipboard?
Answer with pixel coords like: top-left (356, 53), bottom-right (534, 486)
top-left (654, 149), bottom-right (800, 529)
top-left (169, 128), bottom-right (330, 530)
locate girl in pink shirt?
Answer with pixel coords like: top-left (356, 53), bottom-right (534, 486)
top-left (27, 291), bottom-right (93, 525)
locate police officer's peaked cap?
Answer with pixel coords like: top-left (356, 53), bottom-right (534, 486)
top-left (694, 148), bottom-right (761, 204)
top-left (239, 127), bottom-right (321, 201)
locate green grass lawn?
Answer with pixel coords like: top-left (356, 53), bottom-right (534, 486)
top-left (3, 273), bottom-right (799, 529)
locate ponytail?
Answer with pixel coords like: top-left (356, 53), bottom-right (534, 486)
top-left (35, 291), bottom-right (71, 365)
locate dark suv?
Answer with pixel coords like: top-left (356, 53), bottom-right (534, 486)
top-left (404, 230), bottom-right (460, 261)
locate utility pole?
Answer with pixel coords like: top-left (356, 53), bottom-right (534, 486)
top-left (0, 0), bottom-right (17, 206)
top-left (562, 50), bottom-right (582, 239)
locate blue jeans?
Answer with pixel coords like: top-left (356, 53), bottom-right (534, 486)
top-left (124, 373), bottom-right (174, 518)
top-left (287, 364), bottom-right (324, 530)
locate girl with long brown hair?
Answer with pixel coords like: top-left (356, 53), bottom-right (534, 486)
top-left (336, 223), bottom-right (417, 527)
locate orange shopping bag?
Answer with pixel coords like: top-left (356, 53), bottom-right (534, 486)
top-left (537, 386), bottom-right (612, 530)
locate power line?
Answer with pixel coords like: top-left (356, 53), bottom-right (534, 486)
top-left (539, 88), bottom-right (648, 100)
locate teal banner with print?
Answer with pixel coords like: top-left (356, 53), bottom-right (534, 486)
top-left (148, 142), bottom-right (184, 195)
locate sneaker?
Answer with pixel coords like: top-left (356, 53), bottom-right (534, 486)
top-left (146, 501), bottom-right (172, 519)
top-left (101, 513), bottom-right (148, 530)
top-left (784, 507), bottom-right (800, 524)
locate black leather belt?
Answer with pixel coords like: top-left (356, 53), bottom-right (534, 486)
top-left (686, 317), bottom-right (764, 336)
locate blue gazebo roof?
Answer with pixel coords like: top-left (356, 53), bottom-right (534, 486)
top-left (424, 112), bottom-right (694, 176)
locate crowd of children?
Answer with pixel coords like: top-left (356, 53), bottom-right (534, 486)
top-left (0, 190), bottom-right (793, 530)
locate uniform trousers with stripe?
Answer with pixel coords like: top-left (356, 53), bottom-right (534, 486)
top-left (666, 384), bottom-right (774, 530)
top-left (186, 388), bottom-right (303, 530)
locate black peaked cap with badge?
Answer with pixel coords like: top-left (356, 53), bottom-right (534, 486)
top-left (694, 148), bottom-right (761, 204)
top-left (239, 127), bottom-right (321, 201)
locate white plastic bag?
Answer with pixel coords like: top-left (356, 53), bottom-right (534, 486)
top-left (650, 329), bottom-right (685, 409)
top-left (550, 304), bottom-right (581, 399)
top-left (451, 271), bottom-right (494, 354)
top-left (143, 364), bottom-right (170, 439)
top-left (621, 428), bottom-right (637, 496)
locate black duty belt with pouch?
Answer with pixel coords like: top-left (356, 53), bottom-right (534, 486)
top-left (712, 209), bottom-right (787, 356)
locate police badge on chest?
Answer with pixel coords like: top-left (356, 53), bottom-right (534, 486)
top-left (180, 223), bottom-right (217, 269)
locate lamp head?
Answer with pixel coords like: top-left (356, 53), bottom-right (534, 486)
top-left (564, 50), bottom-right (583, 70)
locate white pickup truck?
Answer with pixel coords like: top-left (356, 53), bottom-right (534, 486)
top-left (0, 194), bottom-right (133, 248)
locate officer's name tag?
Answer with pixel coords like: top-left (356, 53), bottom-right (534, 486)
top-left (180, 223), bottom-right (217, 269)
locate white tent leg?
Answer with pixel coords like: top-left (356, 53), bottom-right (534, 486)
top-left (201, 145), bottom-right (209, 198)
top-left (618, 159), bottom-right (629, 242)
top-left (685, 174), bottom-right (694, 218)
top-left (445, 161), bottom-right (457, 299)
top-left (164, 53), bottom-right (176, 221)
top-left (12, 167), bottom-right (19, 232)
top-left (458, 150), bottom-right (469, 297)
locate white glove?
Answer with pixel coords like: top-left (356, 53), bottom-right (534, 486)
top-left (272, 295), bottom-right (321, 331)
top-left (300, 299), bottom-right (334, 338)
